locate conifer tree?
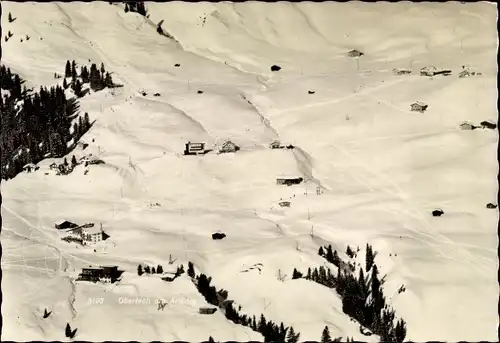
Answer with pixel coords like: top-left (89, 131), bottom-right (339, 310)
top-left (65, 323), bottom-right (71, 337)
top-left (321, 325), bottom-right (331, 343)
top-left (124, 4), bottom-right (129, 13)
top-left (100, 62), bottom-right (105, 74)
top-left (152, 266), bottom-right (156, 274)
top-left (287, 326), bottom-right (299, 343)
top-left (318, 246), bottom-right (324, 256)
top-left (84, 112), bottom-right (90, 129)
top-left (65, 60), bottom-right (71, 78)
top-left (63, 157), bottom-right (68, 166)
top-left (208, 336), bottom-right (215, 343)
top-left (71, 60), bottom-right (77, 79)
top-left (137, 264), bottom-right (143, 276)
top-left (8, 12), bottom-right (13, 22)
top-left (326, 245), bottom-right (334, 263)
top-left (71, 155), bottom-right (77, 166)
top-left (144, 265), bottom-right (151, 274)
top-left (187, 261), bottom-right (195, 278)
top-left (63, 78), bottom-right (68, 89)
top-left (157, 265), bottom-right (163, 274)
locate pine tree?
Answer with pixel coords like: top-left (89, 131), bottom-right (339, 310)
top-left (287, 326), bottom-right (299, 343)
top-left (84, 112), bottom-right (90, 129)
top-left (65, 60), bottom-right (71, 78)
top-left (365, 244), bottom-right (377, 273)
top-left (395, 318), bottom-right (407, 342)
top-left (258, 313), bottom-right (267, 333)
top-left (64, 157), bottom-right (68, 166)
top-left (152, 266), bottom-right (156, 274)
top-left (157, 265), bottom-right (163, 274)
top-left (187, 261), bottom-right (195, 278)
top-left (321, 325), bottom-right (331, 343)
top-left (65, 323), bottom-right (71, 337)
top-left (8, 12), bottom-right (13, 22)
top-left (332, 250), bottom-right (340, 267)
top-left (124, 4), bottom-right (129, 13)
top-left (71, 60), bottom-right (77, 79)
top-left (292, 268), bottom-right (302, 279)
top-left (137, 264), bottom-right (143, 276)
top-left (63, 78), bottom-right (68, 89)
top-left (105, 72), bottom-right (113, 88)
top-left (346, 245), bottom-right (354, 258)
top-left (208, 336), bottom-right (215, 343)
top-left (306, 267), bottom-right (312, 280)
top-left (71, 155), bottom-right (77, 166)
top-left (318, 246), bottom-right (324, 256)
top-left (144, 265), bottom-right (151, 274)
top-left (326, 245), bottom-right (334, 263)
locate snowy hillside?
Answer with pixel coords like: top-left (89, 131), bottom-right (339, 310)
top-left (1, 1), bottom-right (498, 342)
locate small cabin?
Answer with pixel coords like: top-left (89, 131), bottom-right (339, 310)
top-left (278, 201), bottom-right (291, 208)
top-left (393, 68), bottom-right (412, 75)
top-left (420, 66), bottom-right (438, 76)
top-left (480, 121), bottom-right (496, 130)
top-left (23, 163), bottom-right (38, 173)
top-left (49, 162), bottom-right (59, 170)
top-left (270, 65), bottom-right (281, 72)
top-left (486, 203), bottom-right (497, 209)
top-left (219, 140), bottom-right (239, 154)
top-left (348, 49), bottom-right (364, 58)
top-left (432, 209), bottom-right (444, 217)
top-left (410, 101), bottom-right (428, 113)
top-left (460, 122), bottom-right (476, 131)
top-left (212, 233), bottom-right (226, 240)
top-left (184, 141), bottom-right (206, 155)
top-left (276, 177), bottom-right (304, 186)
top-left (269, 140), bottom-right (283, 149)
top-left (199, 307), bottom-right (217, 315)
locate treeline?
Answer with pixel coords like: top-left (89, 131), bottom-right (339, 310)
top-left (62, 60), bottom-right (117, 97)
top-left (188, 261), bottom-right (301, 342)
top-left (124, 1), bottom-right (147, 16)
top-left (1, 65), bottom-right (91, 180)
top-left (292, 244), bottom-right (407, 342)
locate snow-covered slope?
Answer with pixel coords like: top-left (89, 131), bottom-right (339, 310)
top-left (1, 1), bottom-right (498, 341)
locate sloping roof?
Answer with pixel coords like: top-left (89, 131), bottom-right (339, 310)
top-left (83, 225), bottom-right (103, 234)
top-left (56, 221), bottom-right (79, 230)
top-left (23, 163), bottom-right (36, 168)
top-left (411, 101), bottom-right (427, 107)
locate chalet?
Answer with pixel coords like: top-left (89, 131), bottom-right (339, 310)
top-left (278, 201), bottom-right (291, 208)
top-left (393, 68), bottom-right (412, 75)
top-left (486, 203), bottom-right (497, 209)
top-left (55, 221), bottom-right (79, 230)
top-left (23, 163), bottom-right (38, 173)
top-left (458, 70), bottom-right (472, 78)
top-left (78, 265), bottom-right (119, 283)
top-left (348, 49), bottom-right (364, 58)
top-left (82, 225), bottom-right (104, 245)
top-left (49, 162), bottom-right (58, 170)
top-left (219, 140), bottom-right (239, 154)
top-left (270, 65), bottom-right (281, 72)
top-left (269, 140), bottom-right (283, 149)
top-left (460, 122), bottom-right (476, 130)
top-left (184, 141), bottom-right (205, 155)
top-left (199, 307), bottom-right (217, 315)
top-left (276, 177), bottom-right (304, 186)
top-left (420, 66), bottom-right (438, 76)
top-left (480, 121), bottom-right (496, 130)
top-left (410, 101), bottom-right (428, 113)
top-left (212, 233), bottom-right (226, 240)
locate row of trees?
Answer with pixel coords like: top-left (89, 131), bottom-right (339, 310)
top-left (137, 264), bottom-right (164, 275)
top-left (188, 262), bottom-right (301, 342)
top-left (1, 65), bottom-right (91, 180)
top-left (292, 244), bottom-right (407, 342)
top-left (63, 60), bottom-right (116, 96)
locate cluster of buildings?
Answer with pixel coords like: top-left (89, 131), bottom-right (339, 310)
top-left (56, 220), bottom-right (107, 245)
top-left (78, 265), bottom-right (120, 283)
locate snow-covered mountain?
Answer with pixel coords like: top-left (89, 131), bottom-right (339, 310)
top-left (1, 1), bottom-right (498, 341)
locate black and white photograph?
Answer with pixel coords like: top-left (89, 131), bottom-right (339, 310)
top-left (0, 1), bottom-right (498, 342)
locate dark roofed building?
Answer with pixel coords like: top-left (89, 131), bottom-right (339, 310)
top-left (55, 221), bottom-right (79, 230)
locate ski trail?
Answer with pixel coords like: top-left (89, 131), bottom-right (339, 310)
top-left (329, 143), bottom-right (494, 274)
top-left (273, 78), bottom-right (407, 116)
